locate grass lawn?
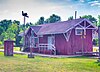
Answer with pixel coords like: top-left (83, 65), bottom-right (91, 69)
top-left (0, 46), bottom-right (20, 51)
top-left (13, 47), bottom-right (20, 51)
top-left (0, 52), bottom-right (100, 72)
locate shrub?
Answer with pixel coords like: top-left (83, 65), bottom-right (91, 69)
top-left (0, 46), bottom-right (4, 49)
top-left (93, 39), bottom-right (98, 46)
top-left (0, 41), bottom-right (2, 46)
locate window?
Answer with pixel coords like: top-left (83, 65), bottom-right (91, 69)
top-left (34, 38), bottom-right (38, 48)
top-left (31, 37), bottom-right (38, 48)
top-left (30, 37), bottom-right (38, 48)
top-left (39, 35), bottom-right (43, 37)
top-left (75, 28), bottom-right (86, 35)
top-left (31, 30), bottom-right (34, 37)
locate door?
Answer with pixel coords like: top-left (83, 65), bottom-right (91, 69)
top-left (48, 36), bottom-right (53, 49)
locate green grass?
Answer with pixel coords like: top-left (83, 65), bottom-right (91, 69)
top-left (0, 46), bottom-right (20, 51)
top-left (0, 52), bottom-right (100, 72)
top-left (14, 47), bottom-right (20, 51)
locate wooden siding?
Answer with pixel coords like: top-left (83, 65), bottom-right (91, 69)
top-left (55, 29), bottom-right (92, 55)
top-left (26, 28), bottom-right (93, 55)
top-left (39, 35), bottom-right (53, 54)
top-left (25, 28), bottom-right (39, 52)
top-left (24, 20), bottom-right (93, 55)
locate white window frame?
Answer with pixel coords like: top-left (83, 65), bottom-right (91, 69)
top-left (34, 37), bottom-right (39, 48)
top-left (39, 35), bottom-right (43, 37)
top-left (30, 37), bottom-right (39, 48)
top-left (75, 27), bottom-right (86, 35)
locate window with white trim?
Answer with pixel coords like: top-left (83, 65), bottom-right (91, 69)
top-left (31, 30), bottom-right (34, 37)
top-left (39, 35), bottom-right (43, 37)
top-left (34, 37), bottom-right (38, 48)
top-left (75, 28), bottom-right (86, 35)
top-left (30, 37), bottom-right (38, 48)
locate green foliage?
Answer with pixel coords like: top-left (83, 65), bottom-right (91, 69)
top-left (36, 17), bottom-right (45, 25)
top-left (2, 24), bottom-right (18, 40)
top-left (82, 15), bottom-right (97, 26)
top-left (0, 46), bottom-right (4, 49)
top-left (35, 14), bottom-right (61, 25)
top-left (97, 15), bottom-right (100, 26)
top-left (93, 38), bottom-right (98, 46)
top-left (0, 19), bottom-right (12, 32)
top-left (0, 41), bottom-right (2, 46)
top-left (68, 16), bottom-right (74, 20)
top-left (0, 20), bottom-right (23, 46)
top-left (20, 37), bottom-right (23, 44)
top-left (26, 22), bottom-right (33, 28)
top-left (14, 47), bottom-right (20, 51)
top-left (45, 14), bottom-right (61, 23)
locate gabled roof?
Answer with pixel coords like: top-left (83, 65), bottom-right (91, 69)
top-left (18, 29), bottom-right (28, 36)
top-left (31, 18), bottom-right (97, 35)
top-left (19, 18), bottom-right (97, 36)
top-left (31, 26), bottom-right (42, 33)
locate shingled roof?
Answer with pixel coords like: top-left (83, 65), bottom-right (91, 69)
top-left (31, 18), bottom-right (96, 35)
top-left (19, 18), bottom-right (96, 36)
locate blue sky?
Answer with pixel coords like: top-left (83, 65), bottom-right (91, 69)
top-left (0, 0), bottom-right (100, 24)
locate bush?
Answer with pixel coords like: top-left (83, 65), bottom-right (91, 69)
top-left (0, 46), bottom-right (4, 49)
top-left (0, 41), bottom-right (2, 46)
top-left (93, 39), bottom-right (98, 46)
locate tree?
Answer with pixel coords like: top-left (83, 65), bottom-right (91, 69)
top-left (1, 24), bottom-right (15, 41)
top-left (98, 15), bottom-right (100, 26)
top-left (45, 14), bottom-right (61, 23)
top-left (0, 26), bottom-right (3, 35)
top-left (13, 20), bottom-right (20, 25)
top-left (36, 17), bottom-right (45, 25)
top-left (26, 22), bottom-right (33, 28)
top-left (82, 15), bottom-right (97, 25)
top-left (4, 24), bottom-right (18, 40)
top-left (68, 16), bottom-right (73, 20)
top-left (0, 19), bottom-right (12, 32)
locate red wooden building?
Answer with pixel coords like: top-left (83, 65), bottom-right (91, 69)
top-left (19, 18), bottom-right (97, 55)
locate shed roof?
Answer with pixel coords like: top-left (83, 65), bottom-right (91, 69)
top-left (31, 18), bottom-right (96, 35)
top-left (19, 18), bottom-right (97, 36)
top-left (37, 18), bottom-right (84, 35)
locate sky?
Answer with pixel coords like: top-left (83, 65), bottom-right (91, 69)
top-left (0, 0), bottom-right (100, 24)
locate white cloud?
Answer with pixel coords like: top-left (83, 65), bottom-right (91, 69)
top-left (88, 1), bottom-right (100, 7)
top-left (0, 0), bottom-right (100, 24)
top-left (91, 2), bottom-right (100, 6)
top-left (88, 1), bottom-right (99, 4)
top-left (80, 0), bottom-right (85, 3)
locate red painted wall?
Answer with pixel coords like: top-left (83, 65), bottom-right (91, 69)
top-left (39, 35), bottom-right (53, 54)
top-left (39, 35), bottom-right (48, 43)
top-left (29, 28), bottom-right (93, 55)
top-left (55, 29), bottom-right (92, 55)
top-left (4, 40), bottom-right (14, 56)
top-left (25, 23), bottom-right (93, 55)
top-left (25, 28), bottom-right (39, 52)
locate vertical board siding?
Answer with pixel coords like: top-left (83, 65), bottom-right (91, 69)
top-left (25, 22), bottom-right (93, 55)
top-left (55, 28), bottom-right (92, 55)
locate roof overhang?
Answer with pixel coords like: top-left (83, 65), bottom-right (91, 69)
top-left (64, 19), bottom-right (97, 33)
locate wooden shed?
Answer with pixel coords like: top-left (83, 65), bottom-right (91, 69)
top-left (19, 18), bottom-right (97, 55)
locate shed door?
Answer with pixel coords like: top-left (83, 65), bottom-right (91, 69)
top-left (48, 36), bottom-right (53, 49)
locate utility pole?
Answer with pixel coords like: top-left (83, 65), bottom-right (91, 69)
top-left (22, 11), bottom-right (29, 50)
